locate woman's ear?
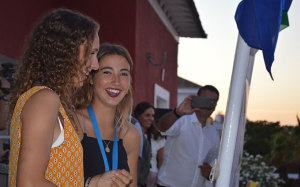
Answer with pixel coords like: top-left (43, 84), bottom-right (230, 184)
top-left (90, 78), bottom-right (94, 85)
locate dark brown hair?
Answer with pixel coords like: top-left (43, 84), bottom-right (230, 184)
top-left (9, 8), bottom-right (99, 131)
top-left (133, 102), bottom-right (163, 140)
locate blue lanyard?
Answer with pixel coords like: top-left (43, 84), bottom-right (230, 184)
top-left (87, 105), bottom-right (118, 171)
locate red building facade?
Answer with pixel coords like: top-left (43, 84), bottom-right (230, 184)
top-left (0, 0), bottom-right (205, 109)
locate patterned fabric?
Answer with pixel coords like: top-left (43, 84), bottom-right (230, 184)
top-left (9, 86), bottom-right (84, 187)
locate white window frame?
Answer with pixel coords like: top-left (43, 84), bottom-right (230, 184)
top-left (154, 83), bottom-right (170, 108)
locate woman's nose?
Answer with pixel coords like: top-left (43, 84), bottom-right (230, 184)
top-left (90, 57), bottom-right (99, 70)
top-left (112, 74), bottom-right (120, 85)
top-left (150, 116), bottom-right (154, 121)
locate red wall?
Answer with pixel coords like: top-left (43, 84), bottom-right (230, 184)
top-left (0, 0), bottom-right (178, 109)
top-left (63, 0), bottom-right (137, 59)
top-left (134, 0), bottom-right (178, 108)
top-left (0, 0), bottom-right (61, 59)
top-left (0, 0), bottom-right (137, 60)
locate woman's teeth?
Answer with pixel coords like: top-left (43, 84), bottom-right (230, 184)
top-left (106, 89), bottom-right (120, 94)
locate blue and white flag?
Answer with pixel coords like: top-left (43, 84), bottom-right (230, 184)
top-left (235, 0), bottom-right (293, 79)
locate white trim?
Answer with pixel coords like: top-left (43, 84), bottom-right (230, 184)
top-left (147, 0), bottom-right (179, 42)
top-left (154, 83), bottom-right (170, 108)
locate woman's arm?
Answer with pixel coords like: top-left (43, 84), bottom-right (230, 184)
top-left (157, 147), bottom-right (164, 169)
top-left (123, 124), bottom-right (141, 187)
top-left (17, 89), bottom-right (60, 186)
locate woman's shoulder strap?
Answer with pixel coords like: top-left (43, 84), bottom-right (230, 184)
top-left (15, 86), bottom-right (50, 109)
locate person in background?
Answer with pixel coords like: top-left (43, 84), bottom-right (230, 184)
top-left (0, 76), bottom-right (10, 130)
top-left (156, 85), bottom-right (220, 187)
top-left (133, 102), bottom-right (165, 187)
top-left (8, 8), bottom-right (100, 186)
top-left (75, 43), bottom-right (140, 187)
top-left (0, 76), bottom-right (10, 166)
top-left (213, 113), bottom-right (224, 137)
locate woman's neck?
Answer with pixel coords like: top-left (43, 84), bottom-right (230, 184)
top-left (91, 100), bottom-right (116, 128)
top-left (142, 126), bottom-right (147, 134)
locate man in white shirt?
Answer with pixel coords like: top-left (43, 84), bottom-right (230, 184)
top-left (157, 85), bottom-right (220, 187)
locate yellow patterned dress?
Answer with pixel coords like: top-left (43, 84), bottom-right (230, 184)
top-left (9, 86), bottom-right (84, 186)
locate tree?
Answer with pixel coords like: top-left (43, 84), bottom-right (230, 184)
top-left (264, 115), bottom-right (300, 186)
top-left (244, 120), bottom-right (281, 156)
top-left (244, 118), bottom-right (300, 186)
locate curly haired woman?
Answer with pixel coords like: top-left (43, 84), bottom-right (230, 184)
top-left (8, 9), bottom-right (100, 187)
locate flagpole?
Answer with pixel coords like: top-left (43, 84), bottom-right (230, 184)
top-left (215, 34), bottom-right (253, 187)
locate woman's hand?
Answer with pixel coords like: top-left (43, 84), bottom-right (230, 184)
top-left (90, 169), bottom-right (133, 187)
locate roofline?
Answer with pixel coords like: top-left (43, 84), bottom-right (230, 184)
top-left (148, 0), bottom-right (180, 42)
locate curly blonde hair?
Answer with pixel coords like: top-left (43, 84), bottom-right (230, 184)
top-left (75, 43), bottom-right (133, 128)
top-left (9, 8), bottom-right (99, 131)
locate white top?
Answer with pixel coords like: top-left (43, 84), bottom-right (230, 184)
top-left (51, 117), bottom-right (64, 148)
top-left (157, 113), bottom-right (220, 187)
top-left (149, 136), bottom-right (165, 173)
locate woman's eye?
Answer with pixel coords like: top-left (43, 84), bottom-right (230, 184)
top-left (121, 72), bottom-right (129, 76)
top-left (103, 71), bottom-right (111, 74)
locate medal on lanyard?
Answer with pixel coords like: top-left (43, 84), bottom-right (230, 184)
top-left (88, 105), bottom-right (118, 171)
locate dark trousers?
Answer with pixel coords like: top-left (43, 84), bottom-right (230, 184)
top-left (157, 184), bottom-right (167, 187)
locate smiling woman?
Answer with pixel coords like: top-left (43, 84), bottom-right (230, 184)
top-left (75, 43), bottom-right (140, 187)
top-left (93, 54), bottom-right (130, 105)
top-left (133, 102), bottom-right (166, 187)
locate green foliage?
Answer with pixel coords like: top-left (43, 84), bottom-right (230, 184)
top-left (245, 118), bottom-right (300, 166)
top-left (264, 124), bottom-right (300, 168)
top-left (244, 116), bottom-right (300, 186)
top-left (244, 120), bottom-right (281, 156)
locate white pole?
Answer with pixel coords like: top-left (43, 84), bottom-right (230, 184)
top-left (215, 34), bottom-right (252, 187)
top-left (230, 48), bottom-right (256, 187)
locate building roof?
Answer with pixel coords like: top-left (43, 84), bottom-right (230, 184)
top-left (178, 76), bottom-right (201, 88)
top-left (158, 0), bottom-right (207, 38)
top-left (0, 54), bottom-right (17, 65)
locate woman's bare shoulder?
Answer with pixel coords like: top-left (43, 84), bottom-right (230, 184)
top-left (21, 88), bottom-right (60, 122)
top-left (122, 122), bottom-right (140, 142)
top-left (27, 88), bottom-right (60, 105)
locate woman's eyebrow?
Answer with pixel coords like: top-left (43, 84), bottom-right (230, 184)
top-left (99, 67), bottom-right (113, 71)
top-left (120, 68), bottom-right (130, 72)
top-left (99, 67), bottom-right (130, 72)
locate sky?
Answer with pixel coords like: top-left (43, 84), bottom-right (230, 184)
top-left (178, 0), bottom-right (300, 126)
